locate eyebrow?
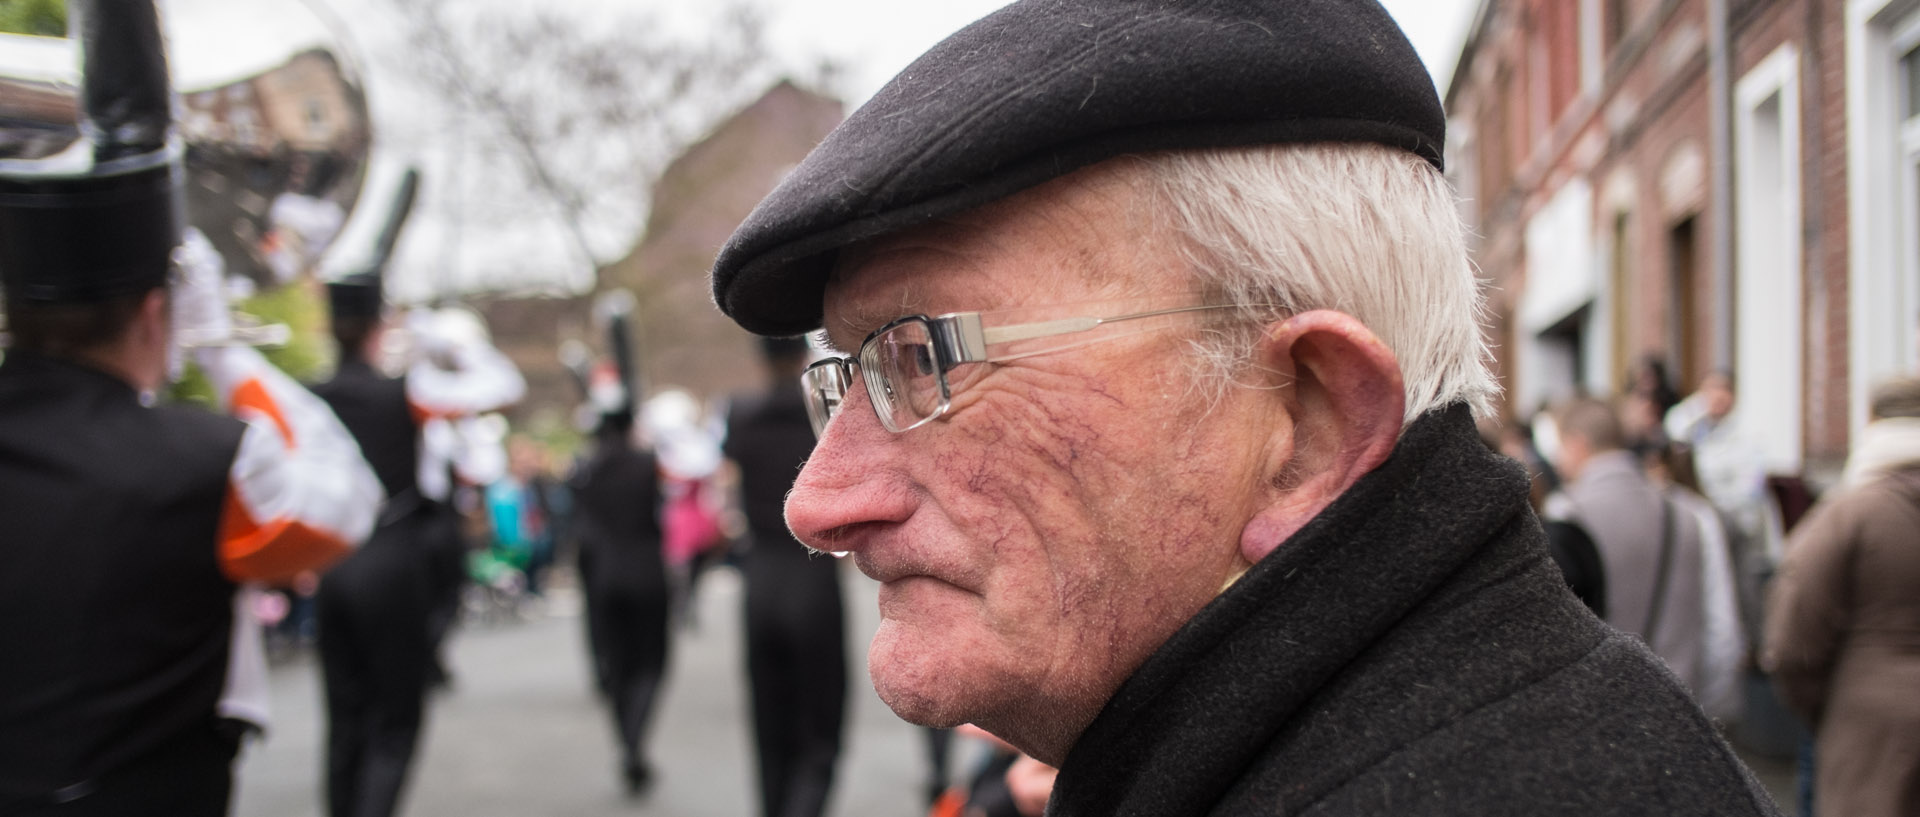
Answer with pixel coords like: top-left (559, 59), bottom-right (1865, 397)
top-left (809, 328), bottom-right (850, 355)
top-left (827, 287), bottom-right (937, 350)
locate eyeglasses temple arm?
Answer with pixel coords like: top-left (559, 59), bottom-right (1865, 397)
top-left (978, 303), bottom-right (1237, 346)
top-left (980, 316), bottom-right (1103, 346)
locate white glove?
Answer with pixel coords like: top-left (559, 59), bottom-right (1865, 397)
top-left (171, 228), bottom-right (233, 347)
top-left (168, 228), bottom-right (233, 382)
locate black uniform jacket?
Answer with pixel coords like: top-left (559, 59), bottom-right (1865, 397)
top-left (0, 352), bottom-right (242, 802)
top-left (1049, 405), bottom-right (1781, 817)
top-left (311, 359), bottom-right (416, 502)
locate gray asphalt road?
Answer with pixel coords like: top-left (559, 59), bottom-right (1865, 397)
top-left (232, 564), bottom-right (951, 817)
top-left (230, 561), bottom-right (1798, 816)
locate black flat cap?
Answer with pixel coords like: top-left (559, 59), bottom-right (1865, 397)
top-left (713, 0), bottom-right (1444, 336)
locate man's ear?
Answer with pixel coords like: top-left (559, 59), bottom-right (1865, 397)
top-left (1239, 310), bottom-right (1405, 563)
top-left (130, 288), bottom-right (172, 392)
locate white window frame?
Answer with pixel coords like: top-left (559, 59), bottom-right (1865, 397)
top-left (1518, 178), bottom-right (1604, 411)
top-left (1581, 0), bottom-right (1606, 95)
top-left (1733, 44), bottom-right (1804, 472)
top-left (1848, 0), bottom-right (1920, 439)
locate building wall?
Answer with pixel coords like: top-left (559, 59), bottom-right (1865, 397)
top-left (599, 80), bottom-right (843, 406)
top-left (479, 80), bottom-right (843, 429)
top-left (1448, 0), bottom-right (1853, 473)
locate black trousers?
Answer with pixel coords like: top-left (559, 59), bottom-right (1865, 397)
top-left (13, 718), bottom-right (239, 817)
top-left (743, 548), bottom-right (847, 817)
top-left (419, 508), bottom-right (468, 663)
top-left (581, 549), bottom-right (672, 775)
top-left (587, 579), bottom-right (672, 774)
top-left (316, 529), bottom-right (434, 817)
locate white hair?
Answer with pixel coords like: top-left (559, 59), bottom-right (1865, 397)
top-left (1134, 143), bottom-right (1499, 422)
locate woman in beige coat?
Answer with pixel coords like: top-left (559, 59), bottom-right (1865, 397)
top-left (1764, 377), bottom-right (1920, 817)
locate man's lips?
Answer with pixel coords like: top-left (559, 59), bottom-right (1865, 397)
top-left (875, 573), bottom-right (977, 622)
top-left (862, 562), bottom-right (956, 590)
top-left (860, 552), bottom-right (981, 598)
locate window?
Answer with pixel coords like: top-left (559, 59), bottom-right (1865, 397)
top-left (1903, 42), bottom-right (1920, 118)
top-left (1668, 216), bottom-right (1700, 390)
top-left (1733, 45), bottom-right (1804, 471)
top-left (1847, 1), bottom-right (1920, 438)
top-left (305, 98), bottom-right (329, 138)
top-left (1606, 0), bottom-right (1630, 52)
top-left (1610, 211), bottom-right (1632, 391)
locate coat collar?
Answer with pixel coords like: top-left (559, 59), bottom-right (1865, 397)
top-left (1051, 404), bottom-right (1534, 815)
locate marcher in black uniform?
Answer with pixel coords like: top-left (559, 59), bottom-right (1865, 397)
top-left (311, 289), bottom-right (438, 817)
top-left (571, 404), bottom-right (672, 795)
top-left (723, 336), bottom-right (846, 817)
top-left (308, 167), bottom-right (524, 817)
top-left (0, 4), bottom-right (380, 812)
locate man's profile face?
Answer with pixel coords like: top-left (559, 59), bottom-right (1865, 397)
top-left (783, 168), bottom-right (1276, 759)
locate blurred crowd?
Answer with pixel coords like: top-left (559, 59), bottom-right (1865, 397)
top-left (1483, 358), bottom-right (1920, 817)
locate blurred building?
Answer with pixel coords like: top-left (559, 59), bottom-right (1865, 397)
top-left (1447, 0), bottom-right (1918, 476)
top-left (600, 79), bottom-right (843, 403)
top-left (0, 35), bottom-right (367, 290)
top-left (466, 291), bottom-right (592, 435)
top-left (0, 77), bottom-right (74, 160)
top-left (176, 48), bottom-right (369, 288)
top-left (478, 80), bottom-right (843, 429)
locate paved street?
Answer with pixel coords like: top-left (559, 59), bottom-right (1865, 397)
top-left (233, 561), bottom-right (1798, 817)
top-left (232, 564), bottom-right (942, 817)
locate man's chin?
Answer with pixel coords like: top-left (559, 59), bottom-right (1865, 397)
top-left (867, 619), bottom-right (977, 729)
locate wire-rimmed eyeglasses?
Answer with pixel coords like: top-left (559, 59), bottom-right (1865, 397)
top-left (801, 299), bottom-right (1247, 436)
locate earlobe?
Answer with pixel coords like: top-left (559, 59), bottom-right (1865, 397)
top-left (143, 289), bottom-right (169, 342)
top-left (1238, 310), bottom-right (1405, 563)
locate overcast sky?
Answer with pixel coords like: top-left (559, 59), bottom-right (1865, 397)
top-left (107, 0), bottom-right (1483, 298)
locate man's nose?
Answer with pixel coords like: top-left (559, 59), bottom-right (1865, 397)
top-left (784, 392), bottom-right (913, 553)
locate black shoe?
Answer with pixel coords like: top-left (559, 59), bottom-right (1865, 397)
top-left (622, 760), bottom-right (653, 797)
top-left (426, 656), bottom-right (453, 692)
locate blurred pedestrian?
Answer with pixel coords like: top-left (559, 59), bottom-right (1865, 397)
top-left (1622, 355), bottom-right (1680, 461)
top-left (570, 404), bottom-right (671, 795)
top-left (929, 726), bottom-right (1022, 817)
top-left (485, 437), bottom-right (557, 596)
top-left (1666, 371), bottom-right (1783, 570)
top-left (1647, 444), bottom-right (1749, 723)
top-left (0, 5), bottom-right (379, 811)
top-left (310, 169), bottom-right (525, 817)
top-left (1484, 416), bottom-right (1604, 615)
top-left (724, 336), bottom-right (846, 817)
top-left (1545, 398), bottom-right (1735, 704)
top-left (648, 390), bottom-right (728, 625)
top-left (922, 726), bottom-right (956, 810)
top-left (1763, 376), bottom-right (1920, 817)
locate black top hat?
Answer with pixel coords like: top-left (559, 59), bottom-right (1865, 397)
top-left (712, 0), bottom-right (1444, 336)
top-left (0, 0), bottom-right (182, 303)
top-left (326, 273), bottom-right (384, 321)
top-left (323, 165), bottom-right (420, 322)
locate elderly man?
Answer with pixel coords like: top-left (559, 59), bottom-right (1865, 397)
top-left (712, 1), bottom-right (1779, 813)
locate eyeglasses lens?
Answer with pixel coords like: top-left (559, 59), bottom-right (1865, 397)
top-left (801, 360), bottom-right (848, 437)
top-left (861, 319), bottom-right (947, 433)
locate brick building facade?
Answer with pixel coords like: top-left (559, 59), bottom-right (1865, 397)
top-left (477, 80), bottom-right (842, 429)
top-left (1447, 0), bottom-right (1918, 478)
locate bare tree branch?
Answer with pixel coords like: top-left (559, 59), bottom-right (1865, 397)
top-left (374, 0), bottom-right (775, 295)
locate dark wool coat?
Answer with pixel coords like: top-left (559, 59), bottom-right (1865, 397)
top-left (1049, 406), bottom-right (1781, 817)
